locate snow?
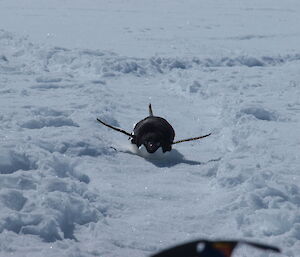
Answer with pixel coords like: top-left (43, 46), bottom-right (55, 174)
top-left (0, 0), bottom-right (300, 256)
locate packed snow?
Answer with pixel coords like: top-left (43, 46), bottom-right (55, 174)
top-left (0, 1), bottom-right (300, 257)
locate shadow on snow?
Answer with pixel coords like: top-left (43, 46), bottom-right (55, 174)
top-left (115, 145), bottom-right (221, 168)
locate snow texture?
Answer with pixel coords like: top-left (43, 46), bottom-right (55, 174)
top-left (0, 0), bottom-right (300, 256)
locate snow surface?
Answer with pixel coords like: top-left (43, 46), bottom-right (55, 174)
top-left (0, 0), bottom-right (300, 256)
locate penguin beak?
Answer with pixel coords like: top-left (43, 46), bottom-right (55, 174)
top-left (145, 141), bottom-right (160, 153)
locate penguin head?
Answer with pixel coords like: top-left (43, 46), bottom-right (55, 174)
top-left (142, 132), bottom-right (162, 153)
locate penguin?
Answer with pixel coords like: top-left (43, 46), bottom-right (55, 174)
top-left (97, 104), bottom-right (211, 154)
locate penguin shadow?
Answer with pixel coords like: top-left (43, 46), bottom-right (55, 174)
top-left (144, 149), bottom-right (203, 167)
top-left (118, 145), bottom-right (221, 168)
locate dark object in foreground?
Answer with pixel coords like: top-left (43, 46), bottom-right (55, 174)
top-left (150, 239), bottom-right (281, 257)
top-left (97, 104), bottom-right (211, 153)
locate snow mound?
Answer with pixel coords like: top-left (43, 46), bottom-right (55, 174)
top-left (0, 151), bottom-right (104, 242)
top-left (238, 107), bottom-right (279, 121)
top-left (0, 149), bottom-right (37, 174)
top-left (21, 117), bottom-right (79, 129)
top-left (0, 190), bottom-right (100, 242)
top-left (1, 29), bottom-right (300, 79)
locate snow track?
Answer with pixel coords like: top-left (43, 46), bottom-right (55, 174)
top-left (1, 1), bottom-right (300, 256)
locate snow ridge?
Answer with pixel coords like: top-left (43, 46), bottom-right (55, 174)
top-left (1, 30), bottom-right (300, 79)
